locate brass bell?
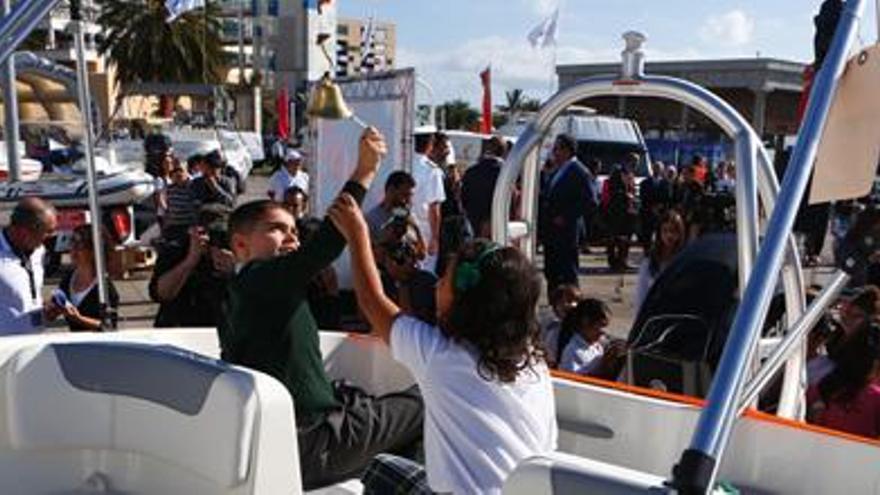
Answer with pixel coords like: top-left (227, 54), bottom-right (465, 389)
top-left (307, 74), bottom-right (353, 120)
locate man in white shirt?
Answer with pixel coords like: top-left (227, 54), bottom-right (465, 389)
top-left (410, 133), bottom-right (445, 273)
top-left (0, 197), bottom-right (58, 335)
top-left (268, 149), bottom-right (310, 201)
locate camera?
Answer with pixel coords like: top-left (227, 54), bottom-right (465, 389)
top-left (207, 225), bottom-right (229, 249)
top-left (385, 240), bottom-right (417, 266)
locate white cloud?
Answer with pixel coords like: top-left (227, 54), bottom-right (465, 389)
top-left (699, 10), bottom-right (756, 47)
top-left (398, 34), bottom-right (707, 107)
top-left (399, 35), bottom-right (612, 106)
top-left (524, 0), bottom-right (560, 16)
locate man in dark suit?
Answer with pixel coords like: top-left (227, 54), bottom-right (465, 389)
top-left (540, 134), bottom-right (598, 292)
top-left (461, 136), bottom-right (507, 238)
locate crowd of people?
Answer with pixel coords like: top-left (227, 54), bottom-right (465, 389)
top-left (1, 123), bottom-right (879, 492)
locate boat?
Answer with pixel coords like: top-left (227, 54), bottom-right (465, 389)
top-left (0, 168), bottom-right (156, 209)
top-left (0, 0), bottom-right (878, 493)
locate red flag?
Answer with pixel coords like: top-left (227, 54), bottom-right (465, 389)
top-left (480, 66), bottom-right (492, 134)
top-left (796, 65), bottom-right (815, 125)
top-left (277, 87), bottom-right (290, 140)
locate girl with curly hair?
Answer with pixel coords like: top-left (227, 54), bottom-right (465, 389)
top-left (328, 193), bottom-right (557, 495)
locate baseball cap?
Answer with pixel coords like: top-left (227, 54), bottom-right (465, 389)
top-left (285, 149), bottom-right (303, 162)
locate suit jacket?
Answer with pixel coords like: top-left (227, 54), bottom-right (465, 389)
top-left (541, 159), bottom-right (598, 244)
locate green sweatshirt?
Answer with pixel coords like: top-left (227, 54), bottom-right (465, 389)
top-left (219, 181), bottom-right (366, 422)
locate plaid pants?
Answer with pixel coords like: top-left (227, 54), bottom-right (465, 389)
top-left (361, 454), bottom-right (434, 495)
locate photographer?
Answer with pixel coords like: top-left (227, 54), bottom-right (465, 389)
top-left (377, 223), bottom-right (437, 324)
top-left (149, 204), bottom-right (235, 327)
top-left (366, 171), bottom-right (426, 259)
top-left (191, 150), bottom-right (237, 208)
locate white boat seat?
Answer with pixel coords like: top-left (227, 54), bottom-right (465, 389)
top-left (1, 342), bottom-right (300, 494)
top-left (503, 452), bottom-right (667, 494)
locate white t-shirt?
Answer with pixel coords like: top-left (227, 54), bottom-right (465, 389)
top-left (391, 315), bottom-right (557, 494)
top-left (268, 168), bottom-right (310, 201)
top-left (559, 333), bottom-right (609, 376)
top-left (0, 231), bottom-right (45, 335)
top-left (410, 153), bottom-right (446, 244)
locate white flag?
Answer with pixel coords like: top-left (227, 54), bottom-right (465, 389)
top-left (527, 8), bottom-right (559, 48)
top-left (166, 0), bottom-right (206, 23)
top-left (360, 15), bottom-right (376, 73)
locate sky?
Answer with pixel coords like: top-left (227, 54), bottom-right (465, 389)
top-left (337, 0), bottom-right (880, 107)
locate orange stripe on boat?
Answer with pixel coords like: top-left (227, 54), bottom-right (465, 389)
top-left (551, 370), bottom-right (880, 448)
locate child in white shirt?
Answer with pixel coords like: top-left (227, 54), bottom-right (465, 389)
top-left (559, 298), bottom-right (624, 378)
top-left (328, 193), bottom-right (558, 495)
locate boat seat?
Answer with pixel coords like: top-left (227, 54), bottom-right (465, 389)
top-left (0, 342), bottom-right (300, 494)
top-left (502, 452), bottom-right (667, 494)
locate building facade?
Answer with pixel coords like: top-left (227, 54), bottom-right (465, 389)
top-left (557, 58), bottom-right (808, 152)
top-left (335, 17), bottom-right (396, 78)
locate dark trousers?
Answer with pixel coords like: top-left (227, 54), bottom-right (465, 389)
top-left (544, 228), bottom-right (579, 293)
top-left (298, 383), bottom-right (424, 490)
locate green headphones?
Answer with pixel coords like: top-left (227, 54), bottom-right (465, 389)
top-left (454, 244), bottom-right (503, 292)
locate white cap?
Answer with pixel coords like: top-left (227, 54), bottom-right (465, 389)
top-left (285, 149), bottom-right (303, 161)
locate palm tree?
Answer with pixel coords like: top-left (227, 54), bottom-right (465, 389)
top-left (500, 88), bottom-right (525, 115)
top-left (97, 0), bottom-right (225, 115)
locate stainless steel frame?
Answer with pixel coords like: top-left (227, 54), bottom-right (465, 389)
top-left (686, 1), bottom-right (866, 488)
top-left (492, 4), bottom-right (867, 486)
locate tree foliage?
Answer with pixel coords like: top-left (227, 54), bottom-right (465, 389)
top-left (437, 99), bottom-right (480, 130)
top-left (97, 0), bottom-right (226, 87)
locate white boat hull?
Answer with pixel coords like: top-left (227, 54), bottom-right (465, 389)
top-left (0, 329), bottom-right (877, 494)
top-left (0, 170), bottom-right (156, 208)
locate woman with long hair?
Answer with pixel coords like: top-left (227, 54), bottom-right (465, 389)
top-left (807, 320), bottom-right (880, 438)
top-left (634, 210), bottom-right (687, 311)
top-left (602, 164), bottom-right (637, 271)
top-left (47, 224), bottom-right (119, 331)
top-left (328, 193), bottom-right (557, 495)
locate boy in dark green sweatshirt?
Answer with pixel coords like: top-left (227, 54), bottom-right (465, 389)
top-left (221, 129), bottom-right (422, 490)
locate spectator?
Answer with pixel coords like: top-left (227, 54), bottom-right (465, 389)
top-left (48, 224), bottom-right (119, 331)
top-left (428, 131), bottom-right (453, 167)
top-left (635, 210), bottom-right (687, 311)
top-left (149, 204), bottom-right (235, 328)
top-left (365, 171), bottom-right (419, 243)
top-left (658, 164), bottom-right (679, 210)
top-left (638, 161), bottom-right (666, 252)
top-left (691, 154), bottom-right (709, 186)
top-left (715, 161), bottom-right (736, 194)
top-left (807, 321), bottom-right (880, 438)
top-left (411, 133), bottom-right (446, 273)
top-left (378, 233), bottom-right (438, 324)
top-left (809, 286), bottom-right (880, 385)
top-left (163, 156), bottom-right (199, 236)
top-left (602, 165), bottom-right (637, 271)
top-left (677, 165), bottom-right (707, 240)
top-left (433, 132), bottom-right (472, 275)
top-left (461, 136), bottom-right (506, 238)
top-left (221, 129), bottom-right (423, 490)
top-left (557, 298), bottom-right (618, 376)
top-left (0, 197), bottom-right (57, 334)
top-left (542, 284), bottom-right (582, 368)
top-left (539, 134), bottom-right (599, 293)
top-left (191, 151), bottom-right (237, 207)
top-left (327, 191), bottom-right (557, 495)
top-left (152, 149), bottom-right (174, 227)
top-left (283, 185), bottom-right (310, 221)
top-left (268, 148), bottom-right (310, 201)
